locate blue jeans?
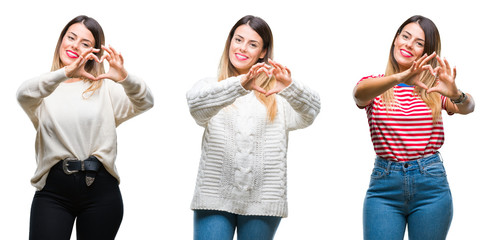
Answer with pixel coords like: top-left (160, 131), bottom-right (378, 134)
top-left (363, 153), bottom-right (453, 240)
top-left (194, 210), bottom-right (281, 240)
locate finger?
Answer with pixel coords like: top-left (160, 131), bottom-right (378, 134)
top-left (108, 45), bottom-right (124, 62)
top-left (265, 90), bottom-right (278, 97)
top-left (102, 45), bottom-right (115, 58)
top-left (415, 53), bottom-right (428, 67)
top-left (99, 54), bottom-right (109, 63)
top-left (435, 55), bottom-right (446, 73)
top-left (443, 57), bottom-right (452, 74)
top-left (95, 73), bottom-right (108, 81)
top-left (79, 47), bottom-right (97, 58)
top-left (453, 66), bottom-right (457, 79)
top-left (252, 85), bottom-right (267, 94)
top-left (414, 79), bottom-right (428, 90)
top-left (265, 86), bottom-right (281, 96)
top-left (85, 53), bottom-right (101, 63)
top-left (426, 86), bottom-right (438, 94)
top-left (421, 65), bottom-right (435, 76)
top-left (81, 71), bottom-right (97, 81)
top-left (419, 53), bottom-right (435, 68)
top-left (285, 66), bottom-right (291, 75)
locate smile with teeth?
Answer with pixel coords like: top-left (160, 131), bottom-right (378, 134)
top-left (66, 50), bottom-right (79, 59)
top-left (400, 49), bottom-right (413, 58)
top-left (235, 53), bottom-right (249, 61)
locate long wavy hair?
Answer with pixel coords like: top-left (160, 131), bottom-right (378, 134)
top-left (218, 15), bottom-right (277, 121)
top-left (51, 15), bottom-right (105, 97)
top-left (383, 15), bottom-right (442, 121)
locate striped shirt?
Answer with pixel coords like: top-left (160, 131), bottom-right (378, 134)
top-left (359, 75), bottom-right (448, 162)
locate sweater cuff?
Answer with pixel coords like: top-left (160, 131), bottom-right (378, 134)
top-left (277, 79), bottom-right (299, 98)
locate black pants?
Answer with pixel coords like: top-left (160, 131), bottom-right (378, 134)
top-left (29, 161), bottom-right (124, 240)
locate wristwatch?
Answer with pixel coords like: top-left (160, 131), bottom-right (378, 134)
top-left (451, 90), bottom-right (467, 104)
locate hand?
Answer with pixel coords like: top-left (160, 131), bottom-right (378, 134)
top-left (427, 56), bottom-right (459, 99)
top-left (265, 59), bottom-right (292, 96)
top-left (64, 47), bottom-right (101, 81)
top-left (95, 45), bottom-right (128, 82)
top-left (240, 62), bottom-right (270, 94)
top-left (397, 52), bottom-right (436, 89)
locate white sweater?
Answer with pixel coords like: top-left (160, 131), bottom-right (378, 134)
top-left (186, 76), bottom-right (321, 217)
top-left (17, 68), bottom-right (154, 190)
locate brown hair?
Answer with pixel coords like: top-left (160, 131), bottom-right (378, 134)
top-left (383, 15), bottom-right (442, 121)
top-left (218, 15), bottom-right (277, 121)
top-left (51, 15), bottom-right (105, 96)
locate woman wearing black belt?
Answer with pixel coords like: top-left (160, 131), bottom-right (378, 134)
top-left (17, 15), bottom-right (153, 240)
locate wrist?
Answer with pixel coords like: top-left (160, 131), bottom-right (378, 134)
top-left (450, 90), bottom-right (467, 104)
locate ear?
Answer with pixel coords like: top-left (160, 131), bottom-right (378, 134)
top-left (260, 48), bottom-right (267, 59)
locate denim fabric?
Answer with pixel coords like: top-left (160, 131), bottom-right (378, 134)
top-left (194, 210), bottom-right (281, 240)
top-left (363, 153), bottom-right (453, 240)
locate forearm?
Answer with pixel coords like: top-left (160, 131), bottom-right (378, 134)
top-left (17, 69), bottom-right (68, 117)
top-left (451, 92), bottom-right (475, 115)
top-left (187, 77), bottom-right (249, 126)
top-left (279, 80), bottom-right (321, 130)
top-left (353, 74), bottom-right (401, 107)
top-left (118, 74), bottom-right (154, 112)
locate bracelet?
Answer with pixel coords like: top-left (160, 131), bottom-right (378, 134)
top-left (450, 90), bottom-right (467, 104)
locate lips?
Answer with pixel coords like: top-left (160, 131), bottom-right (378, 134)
top-left (66, 50), bottom-right (79, 59)
top-left (400, 49), bottom-right (414, 58)
top-left (235, 53), bottom-right (249, 61)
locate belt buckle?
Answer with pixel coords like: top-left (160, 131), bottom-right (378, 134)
top-left (62, 158), bottom-right (79, 175)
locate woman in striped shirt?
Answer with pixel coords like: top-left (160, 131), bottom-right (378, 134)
top-left (353, 15), bottom-right (474, 240)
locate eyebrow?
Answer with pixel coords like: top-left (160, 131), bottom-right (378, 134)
top-left (68, 31), bottom-right (94, 44)
top-left (403, 30), bottom-right (425, 42)
top-left (234, 34), bottom-right (260, 43)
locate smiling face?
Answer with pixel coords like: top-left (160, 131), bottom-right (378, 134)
top-left (228, 24), bottom-right (267, 75)
top-left (393, 22), bottom-right (425, 71)
top-left (59, 22), bottom-right (95, 67)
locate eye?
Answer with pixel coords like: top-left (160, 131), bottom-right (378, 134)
top-left (401, 34), bottom-right (409, 40)
top-left (234, 37), bottom-right (242, 43)
top-left (82, 43), bottom-right (91, 48)
top-left (416, 42), bottom-right (424, 47)
top-left (67, 36), bottom-right (75, 41)
top-left (250, 43), bottom-right (258, 48)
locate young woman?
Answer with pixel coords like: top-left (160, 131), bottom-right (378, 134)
top-left (17, 15), bottom-right (154, 240)
top-left (186, 15), bottom-right (321, 240)
top-left (353, 15), bottom-right (475, 239)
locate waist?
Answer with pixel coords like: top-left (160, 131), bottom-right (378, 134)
top-left (374, 153), bottom-right (442, 171)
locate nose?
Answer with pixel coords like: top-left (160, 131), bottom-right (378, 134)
top-left (406, 39), bottom-right (418, 50)
top-left (239, 42), bottom-right (247, 52)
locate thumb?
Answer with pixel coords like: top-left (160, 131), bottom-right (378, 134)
top-left (94, 73), bottom-right (108, 81)
top-left (414, 80), bottom-right (428, 90)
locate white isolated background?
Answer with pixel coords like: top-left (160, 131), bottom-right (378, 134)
top-left (1, 0), bottom-right (489, 239)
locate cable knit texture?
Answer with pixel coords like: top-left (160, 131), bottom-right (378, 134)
top-left (17, 68), bottom-right (154, 190)
top-left (187, 76), bottom-right (320, 217)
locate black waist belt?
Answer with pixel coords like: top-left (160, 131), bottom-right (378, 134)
top-left (62, 156), bottom-right (102, 186)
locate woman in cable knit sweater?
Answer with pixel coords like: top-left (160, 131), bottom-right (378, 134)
top-left (186, 15), bottom-right (320, 240)
top-left (17, 15), bottom-right (153, 240)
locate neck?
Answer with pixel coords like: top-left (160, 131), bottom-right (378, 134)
top-left (64, 78), bottom-right (82, 83)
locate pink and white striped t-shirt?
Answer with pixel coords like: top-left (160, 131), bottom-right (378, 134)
top-left (358, 75), bottom-right (448, 162)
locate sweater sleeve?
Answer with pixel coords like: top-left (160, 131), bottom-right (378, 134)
top-left (108, 74), bottom-right (154, 126)
top-left (186, 76), bottom-right (250, 127)
top-left (277, 79), bottom-right (321, 131)
top-left (16, 68), bottom-right (68, 128)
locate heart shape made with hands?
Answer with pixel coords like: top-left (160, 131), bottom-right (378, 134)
top-left (67, 45), bottom-right (127, 82)
top-left (243, 60), bottom-right (292, 97)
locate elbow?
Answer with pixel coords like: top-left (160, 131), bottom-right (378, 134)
top-left (353, 86), bottom-right (366, 107)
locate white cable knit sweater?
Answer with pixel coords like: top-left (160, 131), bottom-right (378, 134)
top-left (186, 76), bottom-right (321, 217)
top-left (17, 68), bottom-right (154, 190)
